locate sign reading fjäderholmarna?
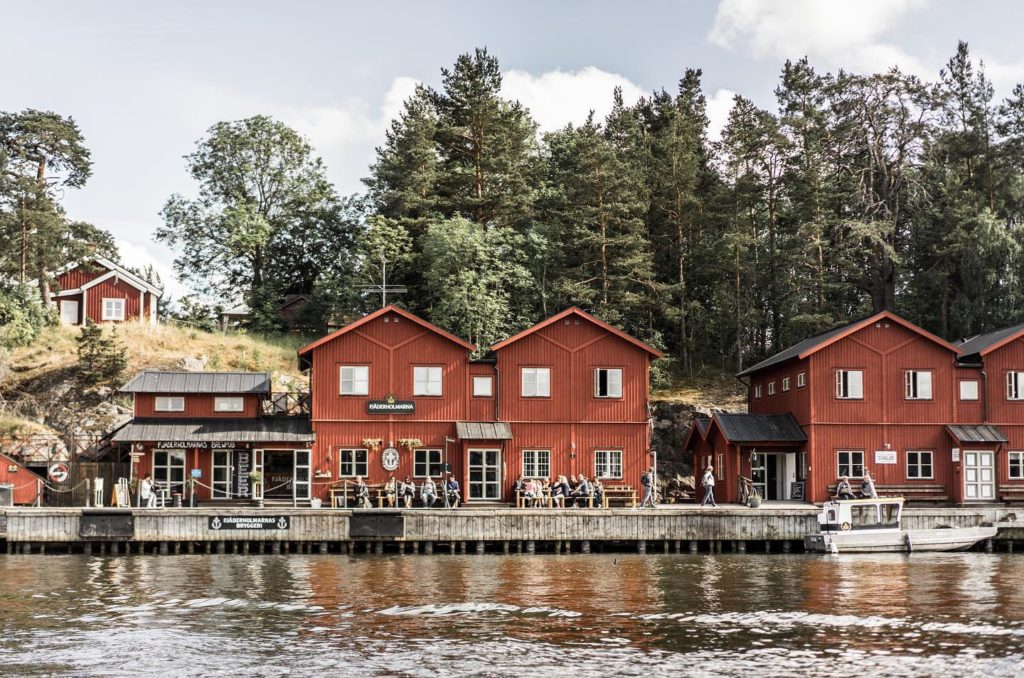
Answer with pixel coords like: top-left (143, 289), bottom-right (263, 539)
top-left (208, 515), bottom-right (290, 530)
top-left (367, 394), bottom-right (415, 414)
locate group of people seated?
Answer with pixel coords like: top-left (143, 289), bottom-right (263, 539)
top-left (512, 474), bottom-right (605, 508)
top-left (834, 469), bottom-right (878, 500)
top-left (350, 474), bottom-right (461, 509)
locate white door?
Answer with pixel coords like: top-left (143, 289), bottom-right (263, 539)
top-left (293, 449), bottom-right (311, 504)
top-left (60, 300), bottom-right (79, 325)
top-left (468, 448), bottom-right (502, 501)
top-left (252, 448), bottom-right (264, 500)
top-left (963, 450), bottom-right (995, 501)
top-left (212, 450), bottom-right (233, 499)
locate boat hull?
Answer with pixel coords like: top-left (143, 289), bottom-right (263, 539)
top-left (804, 526), bottom-right (997, 554)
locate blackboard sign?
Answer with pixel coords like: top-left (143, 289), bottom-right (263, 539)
top-left (790, 482), bottom-right (805, 501)
top-left (208, 515), bottom-right (290, 530)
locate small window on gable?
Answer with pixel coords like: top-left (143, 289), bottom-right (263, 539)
top-left (413, 366), bottom-right (442, 396)
top-left (836, 370), bottom-right (864, 399)
top-left (155, 396), bottom-right (184, 412)
top-left (959, 380), bottom-right (979, 401)
top-left (782, 377), bottom-right (790, 392)
top-left (768, 381), bottom-right (776, 396)
top-left (522, 367), bottom-right (550, 397)
top-left (797, 372), bottom-right (806, 388)
top-left (594, 368), bottom-right (623, 398)
top-left (904, 370), bottom-right (932, 400)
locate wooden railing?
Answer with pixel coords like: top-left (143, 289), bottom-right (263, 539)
top-left (262, 392), bottom-right (310, 417)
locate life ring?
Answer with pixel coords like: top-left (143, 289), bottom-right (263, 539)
top-left (48, 463), bottom-right (70, 483)
top-left (840, 521), bottom-right (852, 531)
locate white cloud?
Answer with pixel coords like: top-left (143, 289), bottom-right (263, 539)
top-left (114, 235), bottom-right (186, 300)
top-left (706, 88), bottom-right (737, 142)
top-left (709, 0), bottom-right (930, 75)
top-left (502, 67), bottom-right (646, 131)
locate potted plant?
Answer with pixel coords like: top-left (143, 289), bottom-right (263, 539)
top-left (398, 438), bottom-right (422, 452)
top-left (248, 470), bottom-right (264, 507)
top-left (128, 477), bottom-right (139, 507)
top-left (362, 438), bottom-right (383, 452)
top-left (310, 496), bottom-right (323, 509)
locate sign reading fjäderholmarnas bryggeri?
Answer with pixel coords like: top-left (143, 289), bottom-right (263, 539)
top-left (208, 515), bottom-right (290, 530)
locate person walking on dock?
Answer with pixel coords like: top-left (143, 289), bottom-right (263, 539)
top-left (700, 467), bottom-right (717, 507)
top-left (641, 467), bottom-right (656, 508)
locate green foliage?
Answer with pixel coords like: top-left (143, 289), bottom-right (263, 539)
top-left (0, 281), bottom-right (51, 347)
top-left (75, 321), bottom-right (127, 389)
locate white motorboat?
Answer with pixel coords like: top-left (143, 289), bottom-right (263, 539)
top-left (804, 497), bottom-right (997, 554)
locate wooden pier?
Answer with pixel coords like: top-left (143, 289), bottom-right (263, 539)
top-left (1, 506), bottom-right (1020, 555)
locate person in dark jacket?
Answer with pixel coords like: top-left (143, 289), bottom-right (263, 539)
top-left (835, 476), bottom-right (856, 500)
top-left (574, 475), bottom-right (591, 508)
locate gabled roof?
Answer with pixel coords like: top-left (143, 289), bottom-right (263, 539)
top-left (489, 307), bottom-right (665, 358)
top-left (55, 255), bottom-right (163, 297)
top-left (713, 413), bottom-right (807, 444)
top-left (297, 305), bottom-right (475, 357)
top-left (737, 311), bottom-right (960, 377)
top-left (955, 321), bottom-right (1024, 357)
top-left (681, 416), bottom-right (712, 452)
top-left (120, 371), bottom-right (271, 394)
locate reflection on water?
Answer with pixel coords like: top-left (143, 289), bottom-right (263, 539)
top-left (1, 553), bottom-right (1023, 676)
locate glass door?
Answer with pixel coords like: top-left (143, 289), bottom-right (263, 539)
top-left (153, 448), bottom-right (186, 501)
top-left (750, 452), bottom-right (767, 499)
top-left (293, 449), bottom-right (311, 504)
top-left (252, 448), bottom-right (264, 500)
top-left (963, 450), bottom-right (995, 501)
top-left (212, 450), bottom-right (233, 499)
top-left (468, 448), bottom-right (501, 501)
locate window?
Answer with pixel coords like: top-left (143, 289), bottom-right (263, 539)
top-left (837, 450), bottom-right (864, 478)
top-left (153, 448), bottom-right (186, 496)
top-left (959, 380), bottom-right (979, 401)
top-left (754, 384), bottom-right (763, 399)
top-left (338, 449), bottom-right (368, 477)
top-left (595, 450), bottom-right (623, 479)
top-left (906, 450), bottom-right (934, 479)
top-left (782, 377), bottom-right (791, 392)
top-left (339, 366), bottom-right (369, 396)
top-left (214, 396), bottom-right (244, 412)
top-left (154, 396), bottom-right (184, 412)
top-left (797, 372), bottom-right (806, 388)
top-left (472, 376), bottom-right (493, 397)
top-left (101, 298), bottom-right (125, 321)
top-left (521, 367), bottom-right (550, 397)
top-left (716, 453), bottom-right (724, 481)
top-left (768, 381), bottom-right (776, 396)
top-left (414, 449), bottom-right (444, 477)
top-left (413, 366), bottom-right (442, 396)
top-left (594, 368), bottom-right (623, 398)
top-left (522, 449), bottom-right (550, 478)
top-left (904, 370), bottom-right (932, 400)
top-left (1010, 451), bottom-right (1024, 479)
top-left (797, 451), bottom-right (808, 482)
top-left (835, 370), bottom-right (864, 399)
top-left (1007, 372), bottom-right (1024, 400)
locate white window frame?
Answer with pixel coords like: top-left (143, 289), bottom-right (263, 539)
top-left (214, 396), bottom-right (245, 412)
top-left (835, 369), bottom-right (864, 400)
top-left (797, 372), bottom-right (806, 388)
top-left (101, 297), bottom-right (126, 321)
top-left (594, 368), bottom-right (623, 398)
top-left (339, 366), bottom-right (369, 396)
top-left (1007, 371), bottom-right (1024, 400)
top-left (768, 381), bottom-right (776, 396)
top-left (594, 449), bottom-right (623, 479)
top-left (837, 450), bottom-right (864, 478)
top-left (754, 384), bottom-right (763, 399)
top-left (715, 453), bottom-right (724, 481)
top-left (904, 370), bottom-right (933, 400)
top-left (413, 366), bottom-right (443, 397)
top-left (906, 450), bottom-right (934, 480)
top-left (1009, 451), bottom-right (1024, 480)
top-left (782, 377), bottom-right (790, 392)
top-left (521, 449), bottom-right (551, 478)
top-left (413, 448), bottom-right (444, 478)
top-left (472, 376), bottom-right (493, 397)
top-left (338, 448), bottom-right (368, 477)
top-left (154, 396), bottom-right (185, 412)
top-left (959, 380), bottom-right (980, 401)
top-left (521, 367), bottom-right (551, 398)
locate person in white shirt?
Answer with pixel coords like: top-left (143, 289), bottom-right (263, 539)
top-left (701, 466), bottom-right (717, 507)
top-left (140, 473), bottom-right (156, 508)
top-left (421, 477), bottom-right (437, 508)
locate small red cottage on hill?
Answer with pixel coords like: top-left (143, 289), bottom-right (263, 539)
top-left (52, 256), bottom-right (162, 326)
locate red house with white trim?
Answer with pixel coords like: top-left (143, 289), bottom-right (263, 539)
top-left (52, 256), bottom-right (162, 325)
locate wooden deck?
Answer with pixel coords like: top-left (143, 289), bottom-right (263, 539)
top-left (1, 505), bottom-right (1020, 555)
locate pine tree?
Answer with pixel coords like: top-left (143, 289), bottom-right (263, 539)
top-left (76, 321), bottom-right (127, 390)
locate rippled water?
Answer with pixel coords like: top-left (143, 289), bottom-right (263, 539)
top-left (1, 552), bottom-right (1023, 676)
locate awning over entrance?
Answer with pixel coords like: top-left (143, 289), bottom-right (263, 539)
top-left (714, 413), bottom-right (807, 444)
top-left (111, 418), bottom-right (315, 444)
top-left (945, 424), bottom-right (1008, 444)
top-left (455, 421), bottom-right (513, 440)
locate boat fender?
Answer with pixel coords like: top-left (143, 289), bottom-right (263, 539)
top-left (904, 533), bottom-right (913, 554)
top-left (840, 521), bottom-right (852, 531)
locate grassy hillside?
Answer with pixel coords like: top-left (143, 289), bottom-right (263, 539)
top-left (652, 372), bottom-right (747, 412)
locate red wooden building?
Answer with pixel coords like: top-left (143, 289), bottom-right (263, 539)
top-left (52, 256), bottom-right (162, 326)
top-left (0, 451), bottom-right (44, 505)
top-left (685, 311), bottom-right (1024, 505)
top-left (112, 371), bottom-right (314, 503)
top-left (297, 305), bottom-right (662, 504)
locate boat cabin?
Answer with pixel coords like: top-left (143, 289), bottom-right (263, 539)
top-left (817, 498), bottom-right (904, 533)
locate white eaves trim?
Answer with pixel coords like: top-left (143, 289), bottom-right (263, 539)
top-left (53, 256), bottom-right (163, 297)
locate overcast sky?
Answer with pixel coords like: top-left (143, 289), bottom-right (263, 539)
top-left (3, 0), bottom-right (1023, 299)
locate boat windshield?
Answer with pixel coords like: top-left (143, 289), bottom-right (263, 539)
top-left (880, 502), bottom-right (900, 525)
top-left (850, 504), bottom-right (879, 527)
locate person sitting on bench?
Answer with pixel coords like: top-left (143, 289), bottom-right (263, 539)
top-left (354, 476), bottom-right (371, 508)
top-left (445, 473), bottom-right (461, 508)
top-left (384, 475), bottom-right (397, 508)
top-left (401, 476), bottom-right (416, 508)
top-left (421, 476), bottom-right (438, 508)
top-left (835, 476), bottom-right (856, 500)
top-left (573, 475), bottom-right (591, 507)
top-left (592, 477), bottom-right (604, 508)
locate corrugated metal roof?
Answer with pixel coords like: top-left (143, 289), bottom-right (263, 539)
top-left (955, 322), bottom-right (1024, 356)
top-left (946, 424), bottom-right (1008, 444)
top-left (737, 321), bottom-right (858, 377)
top-left (715, 413), bottom-right (807, 443)
top-left (120, 371), bottom-right (271, 394)
top-left (111, 418), bottom-right (314, 443)
top-left (455, 422), bottom-right (513, 440)
top-left (694, 418), bottom-right (711, 436)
